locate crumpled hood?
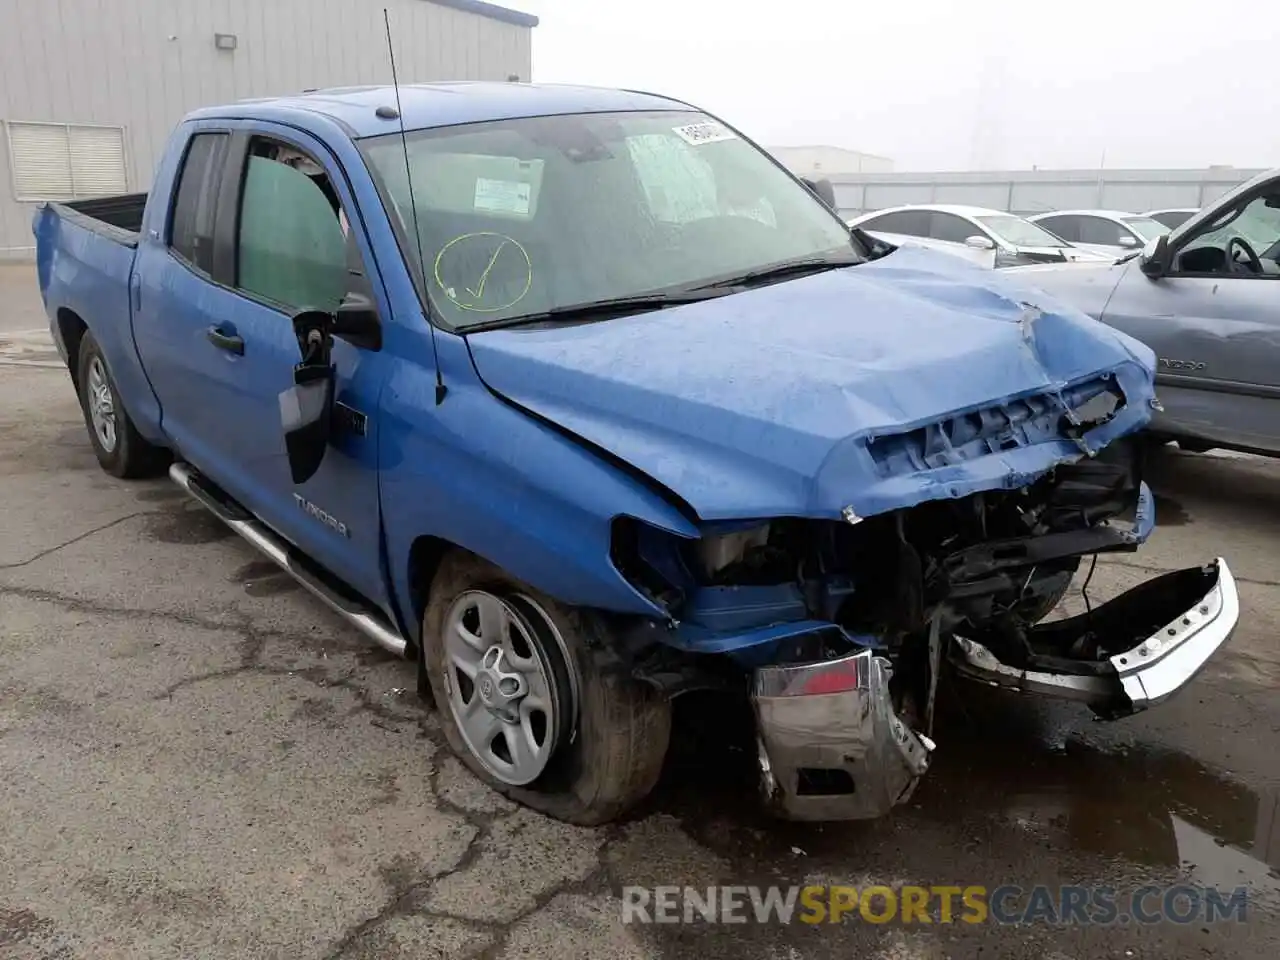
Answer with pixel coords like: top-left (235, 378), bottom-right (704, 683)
top-left (467, 246), bottom-right (1156, 522)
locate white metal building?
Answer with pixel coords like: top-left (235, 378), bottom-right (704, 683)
top-left (827, 166), bottom-right (1264, 221)
top-left (766, 145), bottom-right (895, 178)
top-left (0, 0), bottom-right (537, 260)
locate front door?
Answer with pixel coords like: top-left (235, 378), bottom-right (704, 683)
top-left (181, 124), bottom-right (390, 607)
top-left (1102, 187), bottom-right (1280, 453)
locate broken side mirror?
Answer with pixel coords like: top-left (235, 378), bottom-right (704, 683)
top-left (1139, 234), bottom-right (1170, 279)
top-left (281, 309), bottom-right (336, 485)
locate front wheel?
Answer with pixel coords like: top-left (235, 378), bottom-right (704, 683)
top-left (421, 552), bottom-right (672, 825)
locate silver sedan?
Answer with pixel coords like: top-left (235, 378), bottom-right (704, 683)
top-left (1011, 170), bottom-right (1280, 456)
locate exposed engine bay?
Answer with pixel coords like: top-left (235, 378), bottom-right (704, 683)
top-left (614, 436), bottom-right (1148, 683)
top-left (611, 437), bottom-right (1237, 821)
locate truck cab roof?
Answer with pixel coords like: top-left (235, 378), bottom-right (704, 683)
top-left (185, 82), bottom-right (695, 138)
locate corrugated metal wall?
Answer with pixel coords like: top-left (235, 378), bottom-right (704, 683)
top-left (830, 168), bottom-right (1266, 220)
top-left (0, 0), bottom-right (533, 258)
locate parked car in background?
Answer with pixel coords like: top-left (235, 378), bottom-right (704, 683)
top-left (31, 82), bottom-right (1238, 828)
top-left (1029, 210), bottom-right (1170, 257)
top-left (1145, 208), bottom-right (1199, 230)
top-left (849, 204), bottom-right (1107, 268)
top-left (1011, 169), bottom-right (1280, 456)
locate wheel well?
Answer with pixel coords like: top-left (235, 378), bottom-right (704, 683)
top-left (406, 535), bottom-right (455, 638)
top-left (57, 308), bottom-right (88, 391)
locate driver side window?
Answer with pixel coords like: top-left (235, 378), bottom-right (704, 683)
top-left (235, 137), bottom-right (364, 312)
top-left (1173, 193), bottom-right (1280, 277)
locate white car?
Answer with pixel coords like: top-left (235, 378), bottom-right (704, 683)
top-left (1145, 208), bottom-right (1199, 230)
top-left (848, 204), bottom-right (1107, 269)
top-left (1028, 209), bottom-right (1170, 258)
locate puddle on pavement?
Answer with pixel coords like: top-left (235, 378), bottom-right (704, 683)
top-left (228, 558), bottom-right (301, 597)
top-left (141, 502), bottom-right (234, 544)
top-left (1152, 492), bottom-right (1191, 526)
top-left (651, 689), bottom-right (1279, 898)
top-left (133, 484), bottom-right (186, 503)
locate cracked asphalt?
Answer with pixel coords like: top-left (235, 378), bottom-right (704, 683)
top-left (2, 265), bottom-right (1279, 959)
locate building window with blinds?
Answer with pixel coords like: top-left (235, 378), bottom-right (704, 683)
top-left (5, 121), bottom-right (128, 201)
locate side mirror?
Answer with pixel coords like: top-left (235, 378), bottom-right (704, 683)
top-left (1139, 235), bottom-right (1170, 279)
top-left (280, 310), bottom-right (336, 484)
top-left (1118, 234), bottom-right (1139, 248)
top-left (332, 292), bottom-right (382, 351)
top-left (801, 177), bottom-right (837, 211)
top-left (964, 234), bottom-right (996, 251)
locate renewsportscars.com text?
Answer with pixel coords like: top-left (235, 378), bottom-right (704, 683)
top-left (620, 884), bottom-right (1250, 926)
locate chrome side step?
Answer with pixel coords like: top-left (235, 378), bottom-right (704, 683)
top-left (169, 462), bottom-right (408, 657)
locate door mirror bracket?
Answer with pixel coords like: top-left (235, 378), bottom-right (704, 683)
top-left (281, 309), bottom-right (337, 485)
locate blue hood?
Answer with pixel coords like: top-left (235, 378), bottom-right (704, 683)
top-left (467, 246), bottom-right (1156, 521)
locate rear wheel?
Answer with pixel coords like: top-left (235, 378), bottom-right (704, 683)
top-left (421, 551), bottom-right (671, 825)
top-left (75, 331), bottom-right (169, 479)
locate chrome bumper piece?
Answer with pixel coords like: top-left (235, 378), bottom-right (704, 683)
top-left (952, 558), bottom-right (1237, 716)
top-left (752, 649), bottom-right (934, 821)
top-left (1109, 557), bottom-right (1238, 708)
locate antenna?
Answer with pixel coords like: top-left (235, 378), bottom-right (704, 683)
top-left (384, 8), bottom-right (446, 405)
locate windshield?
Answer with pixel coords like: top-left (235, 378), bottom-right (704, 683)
top-left (1121, 217), bottom-right (1170, 241)
top-left (975, 214), bottom-right (1068, 248)
top-left (359, 111), bottom-right (859, 330)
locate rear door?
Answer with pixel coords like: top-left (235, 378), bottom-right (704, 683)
top-left (1101, 185), bottom-right (1280, 453)
top-left (132, 123), bottom-right (242, 473)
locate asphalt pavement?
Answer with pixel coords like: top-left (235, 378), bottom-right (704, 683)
top-left (1, 265), bottom-right (1278, 959)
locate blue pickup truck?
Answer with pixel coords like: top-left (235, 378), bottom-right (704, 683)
top-left (34, 82), bottom-right (1238, 825)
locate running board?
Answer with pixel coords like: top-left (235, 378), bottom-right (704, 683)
top-left (168, 462), bottom-right (408, 657)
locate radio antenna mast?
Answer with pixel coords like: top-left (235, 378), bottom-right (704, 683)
top-left (383, 7), bottom-right (446, 404)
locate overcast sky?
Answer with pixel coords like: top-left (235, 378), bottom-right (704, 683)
top-left (517, 0), bottom-right (1276, 172)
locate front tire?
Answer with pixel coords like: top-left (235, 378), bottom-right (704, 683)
top-left (421, 551), bottom-right (671, 825)
top-left (75, 331), bottom-right (169, 479)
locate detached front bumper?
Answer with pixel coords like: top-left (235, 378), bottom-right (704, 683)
top-left (752, 649), bottom-right (934, 821)
top-left (748, 558), bottom-right (1237, 822)
top-left (951, 558), bottom-right (1238, 718)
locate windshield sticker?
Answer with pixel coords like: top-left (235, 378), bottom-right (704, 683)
top-left (474, 177), bottom-right (532, 216)
top-left (671, 122), bottom-right (738, 146)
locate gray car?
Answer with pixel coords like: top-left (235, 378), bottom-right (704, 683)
top-left (1010, 168), bottom-right (1280, 456)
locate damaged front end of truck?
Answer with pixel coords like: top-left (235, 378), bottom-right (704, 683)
top-left (606, 379), bottom-right (1237, 823)
top-left (470, 249), bottom-right (1239, 823)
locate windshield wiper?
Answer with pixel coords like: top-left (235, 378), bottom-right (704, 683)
top-left (459, 290), bottom-right (727, 333)
top-left (696, 255), bottom-right (863, 290)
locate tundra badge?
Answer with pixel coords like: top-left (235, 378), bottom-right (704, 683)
top-left (293, 493), bottom-right (350, 537)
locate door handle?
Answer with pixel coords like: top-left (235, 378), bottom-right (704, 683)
top-left (206, 326), bottom-right (245, 355)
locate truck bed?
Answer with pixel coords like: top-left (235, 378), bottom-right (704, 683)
top-left (54, 193), bottom-right (148, 246)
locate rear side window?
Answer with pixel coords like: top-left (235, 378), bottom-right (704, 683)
top-left (1037, 216), bottom-right (1078, 242)
top-left (930, 212), bottom-right (977, 244)
top-left (1077, 217), bottom-right (1127, 245)
top-left (169, 132), bottom-right (229, 274)
top-left (862, 210), bottom-right (929, 237)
